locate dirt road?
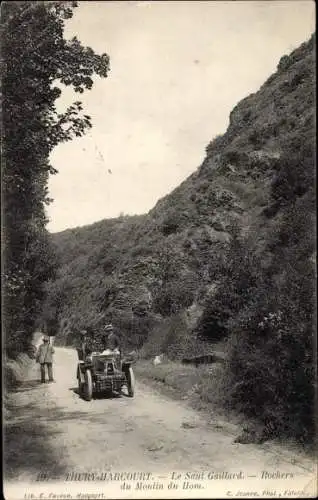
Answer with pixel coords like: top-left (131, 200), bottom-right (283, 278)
top-left (4, 348), bottom-right (316, 499)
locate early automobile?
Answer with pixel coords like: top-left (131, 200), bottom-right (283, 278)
top-left (76, 349), bottom-right (135, 401)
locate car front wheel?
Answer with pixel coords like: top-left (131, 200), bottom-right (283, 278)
top-left (126, 367), bottom-right (135, 398)
top-left (83, 369), bottom-right (93, 401)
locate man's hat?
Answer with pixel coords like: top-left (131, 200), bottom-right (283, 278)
top-left (104, 324), bottom-right (114, 333)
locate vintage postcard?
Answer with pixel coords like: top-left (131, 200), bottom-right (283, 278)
top-left (2, 1), bottom-right (317, 499)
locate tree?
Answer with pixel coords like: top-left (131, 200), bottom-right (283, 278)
top-left (1, 1), bottom-right (110, 356)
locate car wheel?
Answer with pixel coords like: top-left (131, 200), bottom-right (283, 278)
top-left (127, 367), bottom-right (135, 398)
top-left (78, 377), bottom-right (84, 396)
top-left (83, 369), bottom-right (93, 401)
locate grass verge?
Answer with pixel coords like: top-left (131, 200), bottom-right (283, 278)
top-left (134, 359), bottom-right (230, 416)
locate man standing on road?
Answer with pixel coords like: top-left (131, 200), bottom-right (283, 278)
top-left (36, 335), bottom-right (55, 383)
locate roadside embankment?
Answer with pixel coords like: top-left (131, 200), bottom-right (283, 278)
top-left (3, 353), bottom-right (35, 422)
top-left (134, 358), bottom-right (227, 414)
top-left (4, 353), bottom-right (34, 388)
top-left (3, 331), bottom-right (44, 418)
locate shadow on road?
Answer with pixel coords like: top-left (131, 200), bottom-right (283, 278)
top-left (4, 381), bottom-right (68, 481)
top-left (9, 379), bottom-right (44, 393)
top-left (69, 386), bottom-right (80, 395)
top-left (69, 386), bottom-right (123, 400)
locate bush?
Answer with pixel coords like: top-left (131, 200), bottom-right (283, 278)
top-left (198, 184), bottom-right (315, 442)
top-left (224, 285), bottom-right (315, 441)
top-left (140, 313), bottom-right (205, 361)
top-left (270, 142), bottom-right (315, 210)
top-left (220, 200), bottom-right (315, 441)
top-left (197, 232), bottom-right (263, 342)
top-left (152, 275), bottom-right (197, 316)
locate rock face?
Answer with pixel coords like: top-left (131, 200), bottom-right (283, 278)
top-left (44, 34), bottom-right (315, 350)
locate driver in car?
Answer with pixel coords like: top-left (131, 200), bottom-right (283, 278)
top-left (102, 324), bottom-right (121, 354)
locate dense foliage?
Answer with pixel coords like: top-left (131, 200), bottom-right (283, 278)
top-left (1, 1), bottom-right (109, 357)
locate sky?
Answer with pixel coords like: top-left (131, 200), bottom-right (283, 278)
top-left (47, 0), bottom-right (315, 233)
